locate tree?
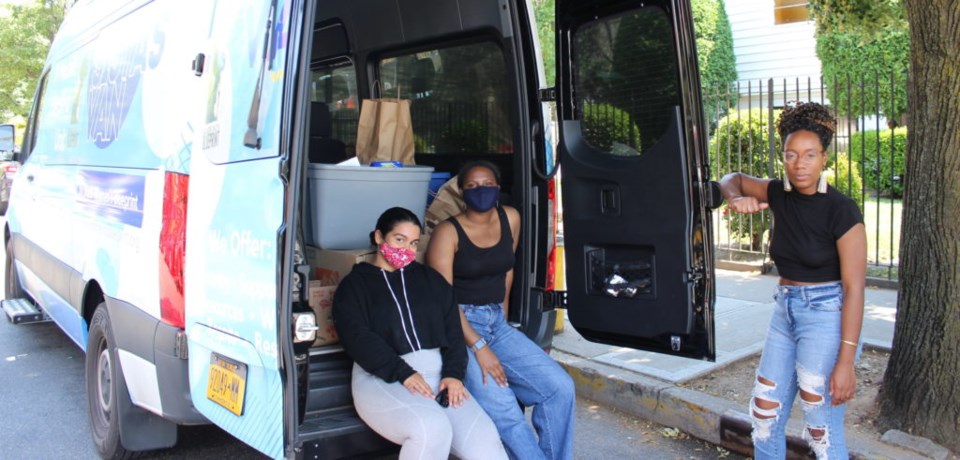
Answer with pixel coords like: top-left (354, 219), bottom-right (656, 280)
top-left (691, 0), bottom-right (737, 122)
top-left (532, 0), bottom-right (555, 87)
top-left (809, 0), bottom-right (960, 453)
top-left (0, 0), bottom-right (68, 119)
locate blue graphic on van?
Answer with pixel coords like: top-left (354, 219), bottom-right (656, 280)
top-left (76, 170), bottom-right (146, 227)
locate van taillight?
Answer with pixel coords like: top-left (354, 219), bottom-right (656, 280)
top-left (159, 172), bottom-right (188, 329)
top-left (5, 164), bottom-right (17, 174)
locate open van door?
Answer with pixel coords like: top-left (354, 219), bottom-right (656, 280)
top-left (556, 0), bottom-right (716, 360)
top-left (182, 1), bottom-right (292, 458)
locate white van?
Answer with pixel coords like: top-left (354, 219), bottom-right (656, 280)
top-left (3, 0), bottom-right (718, 458)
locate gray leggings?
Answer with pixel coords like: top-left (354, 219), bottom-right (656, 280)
top-left (352, 349), bottom-right (508, 460)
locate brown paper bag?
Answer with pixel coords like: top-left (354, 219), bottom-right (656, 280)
top-left (355, 84), bottom-right (415, 165)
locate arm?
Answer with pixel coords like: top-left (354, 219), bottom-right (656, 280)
top-left (426, 219), bottom-right (509, 387)
top-left (719, 172), bottom-right (773, 214)
top-left (501, 206), bottom-right (521, 318)
top-left (434, 270), bottom-right (470, 408)
top-left (830, 223), bottom-right (867, 406)
top-left (332, 278), bottom-right (416, 384)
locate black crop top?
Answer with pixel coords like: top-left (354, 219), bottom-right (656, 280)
top-left (448, 206), bottom-right (516, 305)
top-left (767, 179), bottom-right (863, 282)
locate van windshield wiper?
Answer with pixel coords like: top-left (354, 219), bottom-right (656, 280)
top-left (244, 0), bottom-right (278, 149)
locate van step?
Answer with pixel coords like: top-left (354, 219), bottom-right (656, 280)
top-left (2, 298), bottom-right (48, 324)
top-left (299, 406), bottom-right (395, 459)
top-left (306, 347), bottom-right (354, 413)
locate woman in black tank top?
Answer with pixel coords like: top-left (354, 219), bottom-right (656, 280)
top-left (427, 161), bottom-right (575, 459)
top-left (718, 102), bottom-right (867, 459)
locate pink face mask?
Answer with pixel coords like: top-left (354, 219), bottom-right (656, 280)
top-left (379, 242), bottom-right (416, 270)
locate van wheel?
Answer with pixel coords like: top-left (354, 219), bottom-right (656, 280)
top-left (5, 239), bottom-right (23, 299)
top-left (86, 306), bottom-right (136, 460)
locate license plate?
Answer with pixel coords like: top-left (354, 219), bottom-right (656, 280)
top-left (206, 353), bottom-right (247, 416)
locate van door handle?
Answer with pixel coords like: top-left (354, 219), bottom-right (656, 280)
top-left (600, 185), bottom-right (619, 216)
top-left (25, 174), bottom-right (34, 182)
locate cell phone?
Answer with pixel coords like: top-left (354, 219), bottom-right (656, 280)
top-left (435, 388), bottom-right (449, 408)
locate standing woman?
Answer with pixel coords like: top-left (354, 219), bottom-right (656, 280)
top-left (333, 207), bottom-right (507, 460)
top-left (719, 102), bottom-right (867, 459)
top-left (427, 160), bottom-right (575, 460)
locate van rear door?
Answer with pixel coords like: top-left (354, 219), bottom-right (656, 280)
top-left (555, 0), bottom-right (716, 360)
top-left (182, 1), bottom-right (291, 458)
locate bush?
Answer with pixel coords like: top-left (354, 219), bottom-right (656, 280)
top-left (438, 119), bottom-right (489, 152)
top-left (710, 109), bottom-right (780, 250)
top-left (827, 151), bottom-right (865, 210)
top-left (849, 127), bottom-right (906, 198)
top-left (581, 103), bottom-right (641, 153)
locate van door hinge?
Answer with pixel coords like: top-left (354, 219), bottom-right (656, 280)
top-left (538, 87), bottom-right (557, 102)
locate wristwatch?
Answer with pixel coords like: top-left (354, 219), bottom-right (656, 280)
top-left (470, 337), bottom-right (487, 353)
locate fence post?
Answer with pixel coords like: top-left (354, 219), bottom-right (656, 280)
top-left (766, 78), bottom-right (775, 178)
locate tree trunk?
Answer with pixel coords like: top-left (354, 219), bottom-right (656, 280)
top-left (879, 1), bottom-right (960, 453)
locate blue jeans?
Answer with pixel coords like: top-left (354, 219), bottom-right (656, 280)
top-left (751, 282), bottom-right (861, 460)
top-left (461, 303), bottom-right (575, 460)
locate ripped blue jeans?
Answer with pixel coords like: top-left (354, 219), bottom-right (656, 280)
top-left (751, 282), bottom-right (861, 460)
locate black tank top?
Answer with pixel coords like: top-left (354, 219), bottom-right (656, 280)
top-left (448, 206), bottom-right (515, 305)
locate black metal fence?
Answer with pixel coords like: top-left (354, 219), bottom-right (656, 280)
top-left (705, 73), bottom-right (906, 281)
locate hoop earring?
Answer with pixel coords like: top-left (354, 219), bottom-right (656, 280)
top-left (783, 168), bottom-right (792, 192)
top-left (817, 170), bottom-right (828, 194)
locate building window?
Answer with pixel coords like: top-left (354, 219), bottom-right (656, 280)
top-left (774, 0), bottom-right (810, 24)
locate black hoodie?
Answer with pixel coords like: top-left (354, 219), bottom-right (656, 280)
top-left (332, 261), bottom-right (467, 383)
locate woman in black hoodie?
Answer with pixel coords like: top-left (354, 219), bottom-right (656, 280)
top-left (333, 207), bottom-right (507, 460)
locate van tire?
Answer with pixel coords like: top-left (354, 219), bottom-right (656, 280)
top-left (5, 239), bottom-right (23, 299)
top-left (86, 306), bottom-right (136, 460)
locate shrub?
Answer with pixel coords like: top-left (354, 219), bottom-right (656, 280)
top-left (849, 127), bottom-right (906, 198)
top-left (581, 103), bottom-right (641, 153)
top-left (438, 119), bottom-right (489, 152)
top-left (710, 109), bottom-right (780, 250)
top-left (827, 151), bottom-right (865, 210)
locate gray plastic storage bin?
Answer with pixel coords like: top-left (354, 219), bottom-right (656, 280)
top-left (307, 164), bottom-right (434, 249)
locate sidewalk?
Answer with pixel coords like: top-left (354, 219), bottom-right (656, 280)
top-left (551, 269), bottom-right (948, 459)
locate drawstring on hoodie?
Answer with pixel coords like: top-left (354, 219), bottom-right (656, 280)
top-left (382, 269), bottom-right (422, 352)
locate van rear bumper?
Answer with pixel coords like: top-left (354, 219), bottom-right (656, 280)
top-left (106, 297), bottom-right (207, 425)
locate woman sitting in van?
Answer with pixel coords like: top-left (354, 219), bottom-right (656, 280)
top-left (332, 207), bottom-right (507, 460)
top-left (427, 161), bottom-right (575, 460)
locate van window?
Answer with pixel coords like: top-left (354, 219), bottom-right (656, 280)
top-left (573, 7), bottom-right (679, 156)
top-left (378, 42), bottom-right (513, 155)
top-left (310, 62), bottom-right (358, 151)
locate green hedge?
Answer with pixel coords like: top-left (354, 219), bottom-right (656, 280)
top-left (828, 151), bottom-right (865, 209)
top-left (849, 127), bottom-right (906, 198)
top-left (581, 103), bottom-right (641, 153)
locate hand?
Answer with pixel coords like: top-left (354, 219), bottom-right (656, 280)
top-left (829, 362), bottom-right (856, 406)
top-left (728, 196), bottom-right (769, 214)
top-left (403, 373), bottom-right (435, 399)
top-left (475, 347), bottom-right (508, 388)
top-left (439, 378), bottom-right (469, 408)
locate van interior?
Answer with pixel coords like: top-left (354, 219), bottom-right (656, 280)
top-left (292, 0), bottom-right (554, 456)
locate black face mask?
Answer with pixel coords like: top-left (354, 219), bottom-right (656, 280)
top-left (463, 186), bottom-right (499, 212)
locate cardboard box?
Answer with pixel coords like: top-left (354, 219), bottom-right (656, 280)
top-left (304, 246), bottom-right (376, 347)
top-left (305, 246), bottom-right (376, 285)
top-left (308, 281), bottom-right (339, 346)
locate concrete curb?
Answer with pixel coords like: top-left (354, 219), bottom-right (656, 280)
top-left (553, 350), bottom-right (926, 459)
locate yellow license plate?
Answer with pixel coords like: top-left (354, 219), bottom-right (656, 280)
top-left (206, 353), bottom-right (247, 416)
